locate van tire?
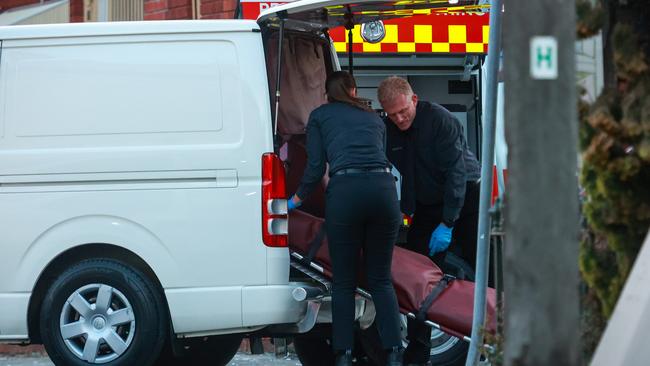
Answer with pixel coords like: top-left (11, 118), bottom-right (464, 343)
top-left (40, 258), bottom-right (167, 366)
top-left (359, 318), bottom-right (468, 366)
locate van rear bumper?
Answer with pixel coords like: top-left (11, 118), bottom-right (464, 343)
top-left (168, 283), bottom-right (325, 338)
top-left (241, 282), bottom-right (318, 327)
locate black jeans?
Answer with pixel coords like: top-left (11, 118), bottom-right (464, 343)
top-left (402, 180), bottom-right (480, 362)
top-left (325, 172), bottom-right (402, 351)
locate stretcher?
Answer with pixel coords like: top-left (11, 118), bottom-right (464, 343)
top-left (288, 209), bottom-right (497, 343)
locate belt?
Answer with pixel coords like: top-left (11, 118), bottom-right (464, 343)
top-left (332, 167), bottom-right (391, 176)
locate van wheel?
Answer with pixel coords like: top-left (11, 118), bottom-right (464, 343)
top-left (155, 335), bottom-right (243, 366)
top-left (359, 319), bottom-right (468, 366)
top-left (400, 316), bottom-right (468, 366)
top-left (40, 259), bottom-right (167, 366)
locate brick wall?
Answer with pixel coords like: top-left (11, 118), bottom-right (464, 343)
top-left (69, 0), bottom-right (84, 22)
top-left (0, 0), bottom-right (239, 23)
top-left (200, 0), bottom-right (237, 19)
top-left (0, 0), bottom-right (41, 13)
top-left (144, 0), bottom-right (238, 21)
top-left (0, 0), bottom-right (82, 23)
top-left (0, 344), bottom-right (46, 356)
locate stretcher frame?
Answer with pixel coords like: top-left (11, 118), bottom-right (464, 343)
top-left (289, 250), bottom-right (495, 353)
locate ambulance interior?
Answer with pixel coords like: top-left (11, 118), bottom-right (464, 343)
top-left (263, 30), bottom-right (484, 229)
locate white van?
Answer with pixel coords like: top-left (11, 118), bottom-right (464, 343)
top-left (0, 1), bottom-right (485, 365)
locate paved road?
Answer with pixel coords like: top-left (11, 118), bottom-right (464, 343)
top-left (0, 353), bottom-right (302, 365)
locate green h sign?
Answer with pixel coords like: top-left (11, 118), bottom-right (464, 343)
top-left (530, 36), bottom-right (558, 79)
top-left (537, 46), bottom-right (553, 68)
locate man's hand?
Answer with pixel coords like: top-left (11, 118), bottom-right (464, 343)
top-left (428, 223), bottom-right (453, 256)
top-left (287, 195), bottom-right (302, 212)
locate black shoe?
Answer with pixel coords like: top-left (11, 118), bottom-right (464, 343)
top-left (403, 342), bottom-right (431, 366)
top-left (386, 346), bottom-right (403, 366)
top-left (335, 349), bottom-right (353, 366)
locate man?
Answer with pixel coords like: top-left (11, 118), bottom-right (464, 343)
top-left (377, 76), bottom-right (481, 365)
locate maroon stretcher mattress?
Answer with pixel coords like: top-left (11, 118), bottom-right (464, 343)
top-left (289, 209), bottom-right (497, 338)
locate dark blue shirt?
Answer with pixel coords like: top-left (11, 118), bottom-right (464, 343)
top-left (386, 101), bottom-right (480, 224)
top-left (296, 102), bottom-right (390, 200)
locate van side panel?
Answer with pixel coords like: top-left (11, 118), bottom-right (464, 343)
top-left (0, 294), bottom-right (29, 341)
top-left (10, 42), bottom-right (225, 139)
top-left (0, 31), bottom-right (276, 336)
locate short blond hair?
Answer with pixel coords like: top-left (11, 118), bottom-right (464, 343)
top-left (377, 76), bottom-right (413, 104)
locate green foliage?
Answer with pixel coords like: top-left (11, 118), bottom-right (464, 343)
top-left (578, 0), bottom-right (650, 324)
top-left (482, 329), bottom-right (504, 366)
top-left (576, 0), bottom-right (604, 40)
top-left (579, 278), bottom-right (608, 363)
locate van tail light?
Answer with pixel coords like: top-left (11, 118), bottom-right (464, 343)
top-left (261, 153), bottom-right (288, 247)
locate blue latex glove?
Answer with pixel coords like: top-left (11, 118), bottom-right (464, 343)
top-left (287, 195), bottom-right (302, 212)
top-left (428, 223), bottom-right (453, 256)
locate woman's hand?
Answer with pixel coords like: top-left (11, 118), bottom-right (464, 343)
top-left (287, 195), bottom-right (303, 211)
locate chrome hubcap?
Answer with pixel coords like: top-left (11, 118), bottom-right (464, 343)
top-left (59, 284), bottom-right (136, 364)
top-left (92, 316), bottom-right (107, 330)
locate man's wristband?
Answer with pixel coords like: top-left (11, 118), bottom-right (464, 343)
top-left (442, 219), bottom-right (455, 228)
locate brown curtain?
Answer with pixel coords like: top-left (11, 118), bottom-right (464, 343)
top-left (266, 35), bottom-right (329, 137)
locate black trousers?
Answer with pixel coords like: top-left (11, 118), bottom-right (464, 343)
top-left (325, 172), bottom-right (402, 351)
top-left (402, 180), bottom-right (480, 362)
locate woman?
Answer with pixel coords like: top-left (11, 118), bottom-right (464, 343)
top-left (288, 71), bottom-right (402, 366)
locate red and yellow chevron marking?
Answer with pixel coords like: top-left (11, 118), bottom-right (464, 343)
top-left (329, 13), bottom-right (490, 54)
top-left (241, 2), bottom-right (490, 54)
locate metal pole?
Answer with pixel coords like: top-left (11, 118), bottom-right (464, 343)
top-left (465, 0), bottom-right (503, 364)
top-left (347, 27), bottom-right (354, 75)
top-left (273, 16), bottom-right (286, 137)
top-left (491, 199), bottom-right (505, 347)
